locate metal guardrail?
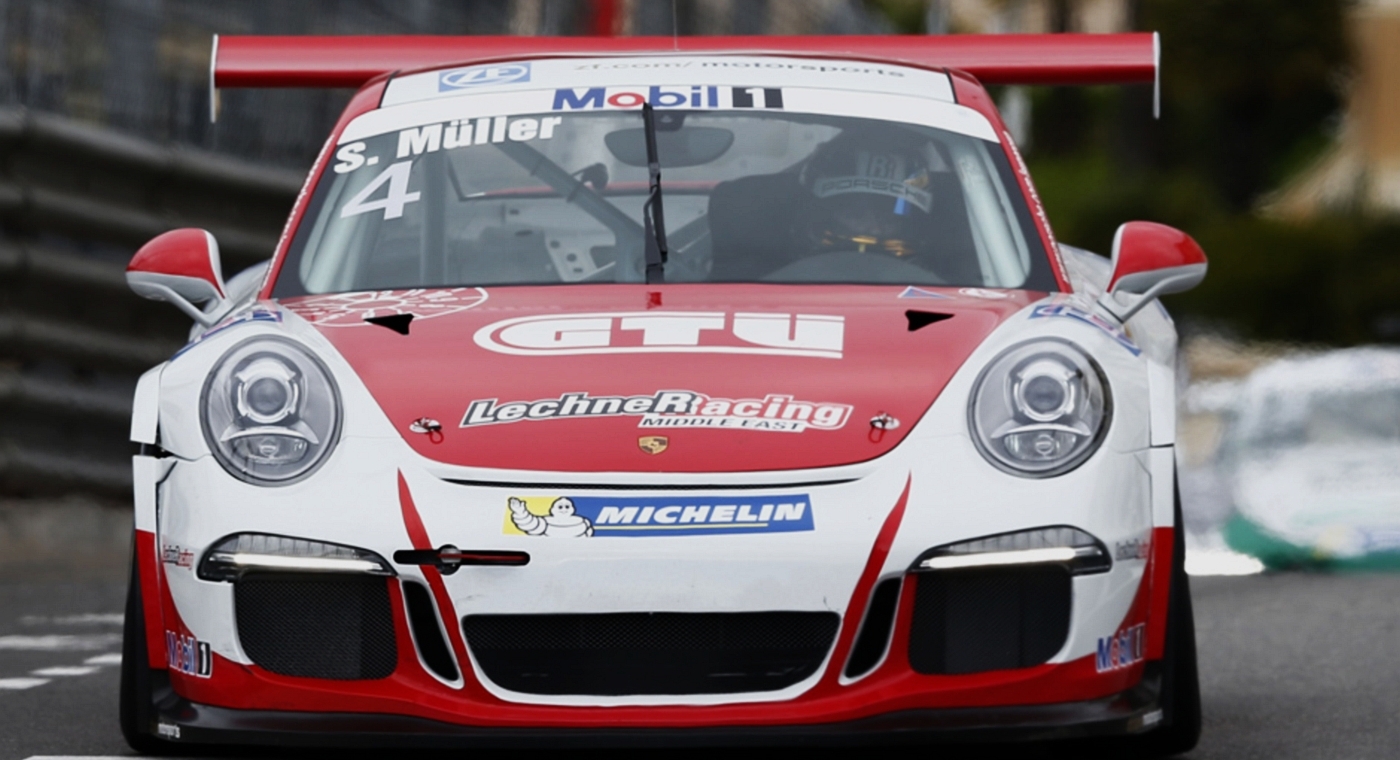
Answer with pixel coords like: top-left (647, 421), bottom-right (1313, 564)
top-left (0, 107), bottom-right (303, 500)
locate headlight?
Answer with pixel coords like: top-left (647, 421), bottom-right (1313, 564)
top-left (200, 337), bottom-right (342, 485)
top-left (969, 339), bottom-right (1110, 477)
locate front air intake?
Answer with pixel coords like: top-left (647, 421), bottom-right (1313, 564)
top-left (907, 566), bottom-right (1071, 675)
top-left (402, 581), bottom-right (459, 682)
top-left (844, 577), bottom-right (902, 679)
top-left (463, 611), bottom-right (839, 695)
top-left (234, 573), bottom-right (397, 680)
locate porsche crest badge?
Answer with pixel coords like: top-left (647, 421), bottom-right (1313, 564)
top-left (638, 436), bottom-right (669, 455)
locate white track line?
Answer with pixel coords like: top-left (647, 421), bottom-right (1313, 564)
top-left (0, 678), bottom-right (51, 690)
top-left (83, 653), bottom-right (122, 665)
top-left (19, 614), bottom-right (123, 626)
top-left (31, 666), bottom-right (100, 677)
top-left (0, 634), bottom-right (122, 651)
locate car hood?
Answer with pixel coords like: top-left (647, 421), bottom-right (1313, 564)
top-left (283, 284), bottom-right (1036, 473)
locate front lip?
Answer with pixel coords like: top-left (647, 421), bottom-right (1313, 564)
top-left (151, 670), bottom-right (1164, 747)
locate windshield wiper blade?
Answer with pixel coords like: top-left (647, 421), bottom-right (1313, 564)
top-left (641, 103), bottom-right (668, 284)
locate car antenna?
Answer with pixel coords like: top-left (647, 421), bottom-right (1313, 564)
top-left (641, 102), bottom-right (669, 284)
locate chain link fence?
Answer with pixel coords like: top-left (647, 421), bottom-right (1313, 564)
top-left (0, 0), bottom-right (892, 504)
top-left (0, 0), bottom-right (890, 169)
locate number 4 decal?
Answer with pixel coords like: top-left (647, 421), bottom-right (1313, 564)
top-left (339, 161), bottom-right (420, 220)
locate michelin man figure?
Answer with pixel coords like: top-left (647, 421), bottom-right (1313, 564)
top-left (509, 497), bottom-right (594, 537)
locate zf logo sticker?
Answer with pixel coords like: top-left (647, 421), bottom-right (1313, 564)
top-left (166, 631), bottom-right (212, 678)
top-left (505, 494), bottom-right (815, 538)
top-left (438, 63), bottom-right (530, 91)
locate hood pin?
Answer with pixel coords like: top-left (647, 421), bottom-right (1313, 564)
top-left (869, 413), bottom-right (900, 442)
top-left (409, 417), bottom-right (444, 443)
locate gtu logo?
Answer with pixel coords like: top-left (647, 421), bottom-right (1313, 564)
top-left (439, 63), bottom-right (531, 91)
top-left (473, 311), bottom-right (845, 359)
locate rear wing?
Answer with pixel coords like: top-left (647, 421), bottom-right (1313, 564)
top-left (210, 33), bottom-right (1159, 120)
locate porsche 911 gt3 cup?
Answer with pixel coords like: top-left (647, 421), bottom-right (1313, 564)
top-left (120, 33), bottom-right (1205, 753)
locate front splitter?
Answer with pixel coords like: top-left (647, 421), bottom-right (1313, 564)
top-left (149, 669), bottom-right (1164, 748)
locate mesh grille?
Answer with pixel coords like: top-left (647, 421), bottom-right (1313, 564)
top-left (463, 611), bottom-right (839, 695)
top-left (235, 574), bottom-right (397, 680)
top-left (908, 566), bottom-right (1071, 675)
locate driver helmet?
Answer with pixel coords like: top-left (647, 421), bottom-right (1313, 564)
top-left (796, 130), bottom-right (937, 259)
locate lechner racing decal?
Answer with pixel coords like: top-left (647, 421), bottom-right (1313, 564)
top-left (462, 391), bottom-right (852, 433)
top-left (504, 494), bottom-right (815, 538)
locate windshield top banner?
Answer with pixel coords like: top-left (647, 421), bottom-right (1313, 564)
top-left (341, 85), bottom-right (996, 146)
top-left (383, 55), bottom-right (954, 107)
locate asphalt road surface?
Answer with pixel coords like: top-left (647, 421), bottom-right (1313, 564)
top-left (2, 567), bottom-right (1398, 759)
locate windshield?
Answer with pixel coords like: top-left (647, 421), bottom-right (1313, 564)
top-left (275, 85), bottom-right (1055, 295)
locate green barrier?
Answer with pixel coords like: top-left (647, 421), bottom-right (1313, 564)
top-left (1224, 514), bottom-right (1400, 571)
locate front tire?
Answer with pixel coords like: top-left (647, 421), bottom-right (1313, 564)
top-left (1142, 489), bottom-right (1203, 755)
top-left (1060, 486), bottom-right (1202, 759)
top-left (120, 542), bottom-right (173, 755)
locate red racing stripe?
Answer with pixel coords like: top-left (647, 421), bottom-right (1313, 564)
top-left (397, 471), bottom-right (495, 699)
top-left (816, 475), bottom-right (911, 690)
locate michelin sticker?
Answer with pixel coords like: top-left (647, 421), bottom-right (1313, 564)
top-left (504, 494), bottom-right (815, 538)
top-left (438, 62), bottom-right (530, 91)
top-left (1029, 302), bottom-right (1141, 356)
top-left (463, 391), bottom-right (851, 433)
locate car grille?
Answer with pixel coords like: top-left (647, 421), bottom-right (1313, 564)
top-left (907, 566), bottom-right (1071, 675)
top-left (462, 611), bottom-right (839, 695)
top-left (234, 574), bottom-right (397, 680)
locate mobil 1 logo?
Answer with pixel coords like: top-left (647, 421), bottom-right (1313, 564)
top-left (552, 85), bottom-right (784, 111)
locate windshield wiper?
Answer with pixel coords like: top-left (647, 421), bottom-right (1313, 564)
top-left (641, 103), bottom-right (669, 284)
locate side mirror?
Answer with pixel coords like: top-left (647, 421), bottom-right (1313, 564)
top-left (126, 229), bottom-right (229, 326)
top-left (1098, 221), bottom-right (1207, 322)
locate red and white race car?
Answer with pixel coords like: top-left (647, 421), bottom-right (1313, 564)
top-left (121, 33), bottom-right (1205, 753)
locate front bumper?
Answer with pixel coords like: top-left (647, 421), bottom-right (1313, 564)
top-left (139, 428), bottom-right (1173, 738)
top-left (147, 667), bottom-right (1165, 747)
